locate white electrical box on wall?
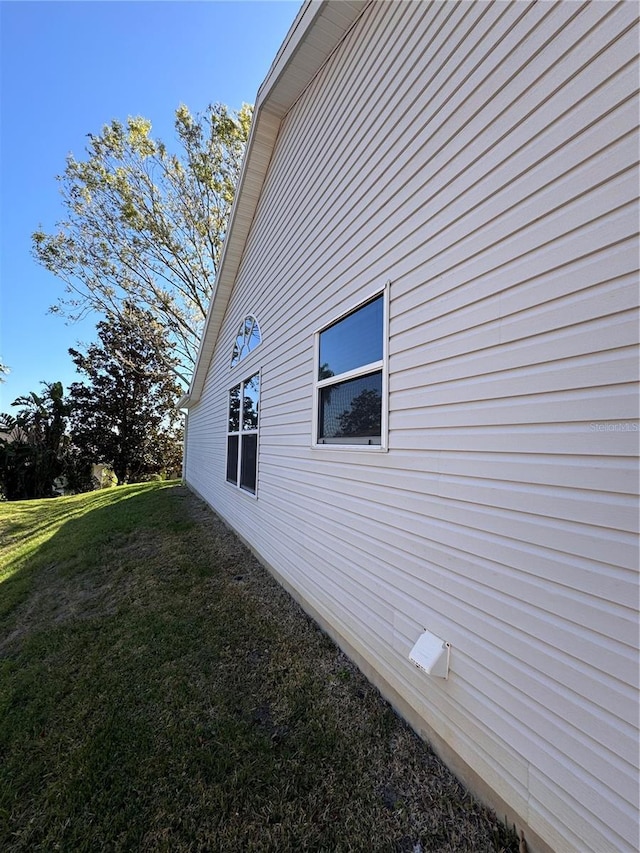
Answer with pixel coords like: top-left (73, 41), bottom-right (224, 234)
top-left (409, 629), bottom-right (450, 679)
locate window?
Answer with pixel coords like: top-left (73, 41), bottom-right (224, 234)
top-left (231, 316), bottom-right (261, 366)
top-left (226, 372), bottom-right (260, 493)
top-left (314, 289), bottom-right (388, 448)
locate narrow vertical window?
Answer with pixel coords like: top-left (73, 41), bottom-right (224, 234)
top-left (226, 372), bottom-right (260, 493)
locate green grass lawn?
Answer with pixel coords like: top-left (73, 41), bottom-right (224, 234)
top-left (0, 483), bottom-right (519, 852)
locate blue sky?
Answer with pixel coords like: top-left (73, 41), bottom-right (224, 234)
top-left (0, 0), bottom-right (299, 409)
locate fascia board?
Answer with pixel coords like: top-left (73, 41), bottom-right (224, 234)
top-left (184, 0), bottom-right (369, 407)
top-left (185, 107), bottom-right (280, 407)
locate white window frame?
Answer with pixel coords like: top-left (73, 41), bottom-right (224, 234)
top-left (226, 370), bottom-right (260, 497)
top-left (312, 282), bottom-right (389, 451)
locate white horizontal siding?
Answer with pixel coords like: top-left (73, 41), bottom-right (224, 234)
top-left (185, 2), bottom-right (640, 852)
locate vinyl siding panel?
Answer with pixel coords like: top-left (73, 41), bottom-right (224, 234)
top-left (185, 2), bottom-right (639, 852)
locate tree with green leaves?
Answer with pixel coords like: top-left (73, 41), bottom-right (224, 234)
top-left (0, 381), bottom-right (70, 500)
top-left (336, 388), bottom-right (381, 438)
top-left (33, 103), bottom-right (252, 385)
top-left (68, 304), bottom-right (183, 484)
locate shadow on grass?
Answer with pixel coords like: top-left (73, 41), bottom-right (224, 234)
top-left (0, 482), bottom-right (182, 622)
top-left (0, 483), bottom-right (520, 853)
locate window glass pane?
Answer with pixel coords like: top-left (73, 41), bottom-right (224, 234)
top-left (231, 316), bottom-right (262, 366)
top-left (244, 316), bottom-right (260, 352)
top-left (242, 373), bottom-right (260, 431)
top-left (231, 335), bottom-right (242, 366)
top-left (228, 385), bottom-right (240, 431)
top-left (248, 320), bottom-right (261, 351)
top-left (240, 433), bottom-right (257, 492)
top-left (319, 371), bottom-right (382, 443)
top-left (319, 295), bottom-right (383, 380)
top-left (226, 435), bottom-right (239, 483)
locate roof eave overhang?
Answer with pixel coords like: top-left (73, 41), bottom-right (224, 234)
top-left (181, 0), bottom-right (369, 408)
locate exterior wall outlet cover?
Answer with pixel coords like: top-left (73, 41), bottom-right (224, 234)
top-left (409, 630), bottom-right (450, 679)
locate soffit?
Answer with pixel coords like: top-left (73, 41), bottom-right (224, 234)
top-left (181, 0), bottom-right (369, 407)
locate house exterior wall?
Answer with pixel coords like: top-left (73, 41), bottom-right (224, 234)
top-left (184, 2), bottom-right (639, 851)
